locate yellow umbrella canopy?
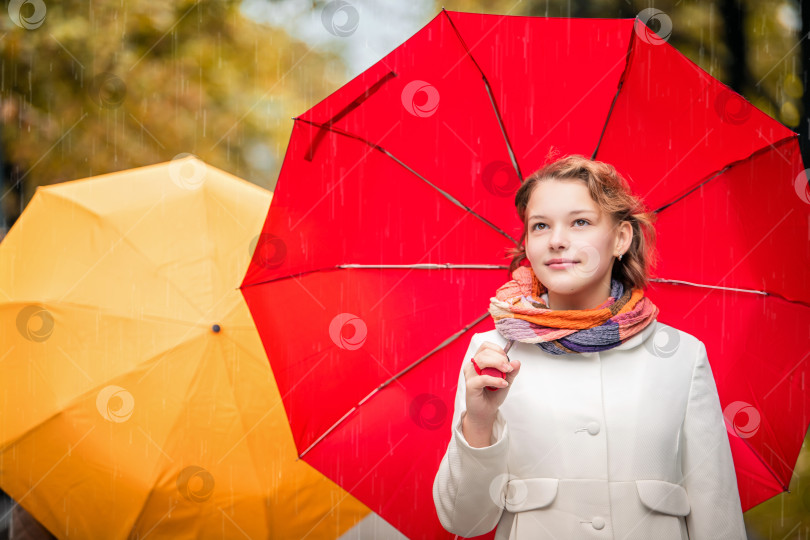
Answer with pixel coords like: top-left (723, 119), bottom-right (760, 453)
top-left (0, 156), bottom-right (370, 539)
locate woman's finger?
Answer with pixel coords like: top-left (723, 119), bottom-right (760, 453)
top-left (472, 374), bottom-right (509, 389)
top-left (472, 348), bottom-right (511, 370)
top-left (478, 341), bottom-right (510, 359)
top-left (503, 359), bottom-right (521, 384)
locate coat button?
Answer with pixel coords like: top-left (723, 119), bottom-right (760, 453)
top-left (586, 421), bottom-right (600, 435)
top-left (591, 516), bottom-right (605, 530)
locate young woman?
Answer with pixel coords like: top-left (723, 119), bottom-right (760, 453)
top-left (433, 155), bottom-right (747, 539)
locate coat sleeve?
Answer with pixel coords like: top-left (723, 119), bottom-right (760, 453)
top-left (433, 332), bottom-right (510, 537)
top-left (681, 340), bottom-right (747, 539)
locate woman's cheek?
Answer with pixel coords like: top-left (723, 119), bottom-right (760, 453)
top-left (525, 243), bottom-right (545, 266)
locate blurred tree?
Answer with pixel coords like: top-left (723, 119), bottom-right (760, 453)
top-left (0, 0), bottom-right (344, 232)
top-left (743, 0), bottom-right (804, 129)
top-left (800, 0), bottom-right (809, 166)
top-left (721, 0), bottom-right (749, 94)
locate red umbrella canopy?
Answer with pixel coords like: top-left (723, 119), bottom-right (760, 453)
top-left (241, 9), bottom-right (809, 539)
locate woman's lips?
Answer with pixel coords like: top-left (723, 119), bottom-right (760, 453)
top-left (547, 261), bottom-right (578, 269)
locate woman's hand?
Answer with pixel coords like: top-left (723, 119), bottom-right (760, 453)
top-left (463, 341), bottom-right (522, 429)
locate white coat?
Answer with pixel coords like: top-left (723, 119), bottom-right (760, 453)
top-left (433, 317), bottom-right (747, 539)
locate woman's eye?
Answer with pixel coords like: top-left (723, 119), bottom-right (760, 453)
top-left (532, 220), bottom-right (589, 230)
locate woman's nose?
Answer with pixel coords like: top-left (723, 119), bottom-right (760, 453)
top-left (549, 228), bottom-right (569, 249)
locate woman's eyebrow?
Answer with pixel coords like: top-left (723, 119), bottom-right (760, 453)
top-left (529, 210), bottom-right (597, 220)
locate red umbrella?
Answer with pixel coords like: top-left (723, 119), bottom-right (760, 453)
top-left (240, 9), bottom-right (809, 539)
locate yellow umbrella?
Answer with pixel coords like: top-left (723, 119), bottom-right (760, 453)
top-left (0, 156), bottom-right (370, 539)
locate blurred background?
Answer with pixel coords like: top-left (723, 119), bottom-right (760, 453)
top-left (0, 0), bottom-right (808, 538)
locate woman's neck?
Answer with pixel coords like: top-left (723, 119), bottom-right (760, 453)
top-left (546, 280), bottom-right (613, 311)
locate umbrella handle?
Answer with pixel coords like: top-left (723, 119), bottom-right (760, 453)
top-left (473, 339), bottom-right (515, 392)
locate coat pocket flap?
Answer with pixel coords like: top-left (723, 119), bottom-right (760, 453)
top-left (504, 478), bottom-right (559, 513)
top-left (635, 479), bottom-right (691, 516)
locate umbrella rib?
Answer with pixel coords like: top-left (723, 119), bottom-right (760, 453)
top-left (339, 263), bottom-right (508, 269)
top-left (294, 117), bottom-right (519, 245)
top-left (240, 263), bottom-right (509, 289)
top-left (591, 20), bottom-right (638, 160)
top-left (441, 9), bottom-right (523, 182)
top-left (298, 310), bottom-right (490, 459)
top-left (303, 70), bottom-right (398, 162)
top-left (649, 278), bottom-right (768, 296)
top-left (374, 310), bottom-right (490, 387)
top-left (653, 135), bottom-right (797, 215)
top-left (650, 277), bottom-right (810, 310)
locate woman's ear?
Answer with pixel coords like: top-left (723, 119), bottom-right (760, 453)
top-left (617, 220), bottom-right (633, 255)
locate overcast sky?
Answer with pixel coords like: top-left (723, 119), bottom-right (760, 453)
top-left (241, 0), bottom-right (436, 79)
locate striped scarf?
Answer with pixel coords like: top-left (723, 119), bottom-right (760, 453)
top-left (488, 265), bottom-right (659, 355)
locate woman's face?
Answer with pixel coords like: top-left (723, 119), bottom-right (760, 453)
top-left (524, 178), bottom-right (632, 310)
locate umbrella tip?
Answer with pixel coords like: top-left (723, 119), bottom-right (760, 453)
top-left (212, 324), bottom-right (221, 333)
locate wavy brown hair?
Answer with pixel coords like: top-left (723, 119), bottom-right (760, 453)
top-left (507, 153), bottom-right (659, 291)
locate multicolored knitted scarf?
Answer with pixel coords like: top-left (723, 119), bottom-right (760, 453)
top-left (488, 265), bottom-right (659, 355)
